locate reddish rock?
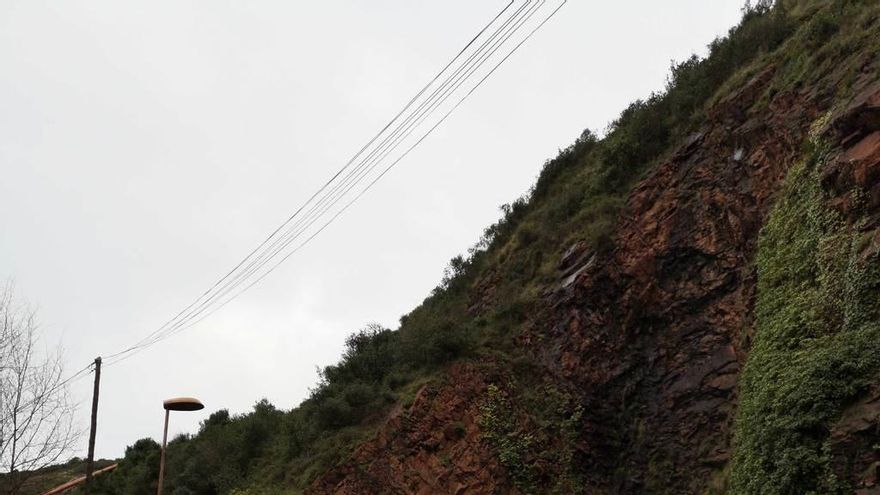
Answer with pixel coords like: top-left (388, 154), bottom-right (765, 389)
top-left (523, 61), bottom-right (824, 491)
top-left (829, 385), bottom-right (880, 491)
top-left (467, 271), bottom-right (500, 316)
top-left (308, 364), bottom-right (517, 495)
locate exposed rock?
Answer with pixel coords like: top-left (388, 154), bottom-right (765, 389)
top-left (560, 255), bottom-right (595, 291)
top-left (732, 147), bottom-right (745, 162)
top-left (707, 65), bottom-right (776, 124)
top-left (819, 83), bottom-right (880, 222)
top-left (824, 81), bottom-right (880, 146)
top-left (523, 68), bottom-right (822, 491)
top-left (559, 240), bottom-right (592, 273)
top-left (829, 385), bottom-right (880, 491)
top-left (467, 271), bottom-right (500, 316)
top-left (309, 364), bottom-right (516, 495)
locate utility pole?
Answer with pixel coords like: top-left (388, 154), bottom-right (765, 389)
top-left (84, 356), bottom-right (102, 493)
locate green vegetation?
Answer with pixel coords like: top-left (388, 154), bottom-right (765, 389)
top-left (478, 378), bottom-right (586, 494)
top-left (730, 144), bottom-right (880, 494)
top-left (89, 321), bottom-right (469, 494)
top-left (78, 1), bottom-right (880, 493)
top-left (769, 0), bottom-right (880, 101)
top-left (479, 384), bottom-right (537, 492)
top-left (0, 458), bottom-right (115, 495)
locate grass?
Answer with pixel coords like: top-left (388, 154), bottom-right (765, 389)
top-left (0, 459), bottom-right (116, 495)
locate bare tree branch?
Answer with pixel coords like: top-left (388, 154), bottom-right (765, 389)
top-left (0, 282), bottom-right (80, 495)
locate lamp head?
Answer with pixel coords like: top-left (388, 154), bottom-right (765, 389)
top-left (163, 397), bottom-right (204, 412)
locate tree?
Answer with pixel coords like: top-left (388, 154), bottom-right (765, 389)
top-left (743, 0), bottom-right (775, 15)
top-left (0, 282), bottom-right (78, 494)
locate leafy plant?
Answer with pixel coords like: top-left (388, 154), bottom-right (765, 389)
top-left (730, 144), bottom-right (880, 494)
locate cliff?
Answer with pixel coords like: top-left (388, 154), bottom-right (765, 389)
top-left (310, 1), bottom-right (880, 493)
top-left (93, 1), bottom-right (880, 494)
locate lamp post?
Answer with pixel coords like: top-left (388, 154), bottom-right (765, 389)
top-left (157, 397), bottom-right (204, 495)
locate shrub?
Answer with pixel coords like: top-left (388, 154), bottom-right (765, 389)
top-left (806, 11), bottom-right (840, 47)
top-left (480, 384), bottom-right (536, 492)
top-left (314, 396), bottom-right (353, 430)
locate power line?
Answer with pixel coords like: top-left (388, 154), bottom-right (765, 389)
top-left (101, 0), bottom-right (525, 363)
top-left (108, 0), bottom-right (564, 365)
top-left (105, 0), bottom-right (567, 367)
top-left (7, 4), bottom-right (568, 474)
top-left (115, 0), bottom-right (548, 353)
top-left (97, 0), bottom-right (567, 367)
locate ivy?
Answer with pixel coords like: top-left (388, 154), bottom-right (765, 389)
top-left (479, 384), bottom-right (537, 492)
top-left (730, 142), bottom-right (880, 494)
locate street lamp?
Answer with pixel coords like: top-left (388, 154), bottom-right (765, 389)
top-left (157, 397), bottom-right (204, 495)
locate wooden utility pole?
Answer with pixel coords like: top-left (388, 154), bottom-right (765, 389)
top-left (84, 356), bottom-right (102, 493)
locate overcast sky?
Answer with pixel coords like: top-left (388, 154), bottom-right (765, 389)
top-left (1, 1), bottom-right (745, 460)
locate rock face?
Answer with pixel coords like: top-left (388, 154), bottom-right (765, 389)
top-left (309, 24), bottom-right (880, 495)
top-left (523, 65), bottom-right (825, 492)
top-left (829, 384), bottom-right (880, 494)
top-left (823, 82), bottom-right (880, 223)
top-left (311, 364), bottom-right (518, 494)
top-left (533, 78), bottom-right (880, 493)
top-left (822, 82), bottom-right (880, 493)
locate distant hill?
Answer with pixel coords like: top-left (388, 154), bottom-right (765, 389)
top-left (1, 459), bottom-right (115, 495)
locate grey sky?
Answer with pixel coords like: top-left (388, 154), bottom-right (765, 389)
top-left (1, 1), bottom-right (744, 459)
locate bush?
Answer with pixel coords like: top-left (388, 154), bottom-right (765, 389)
top-left (314, 396), bottom-right (354, 430)
top-left (805, 10), bottom-right (840, 47)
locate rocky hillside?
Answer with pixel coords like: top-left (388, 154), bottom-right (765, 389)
top-left (90, 1), bottom-right (880, 494)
